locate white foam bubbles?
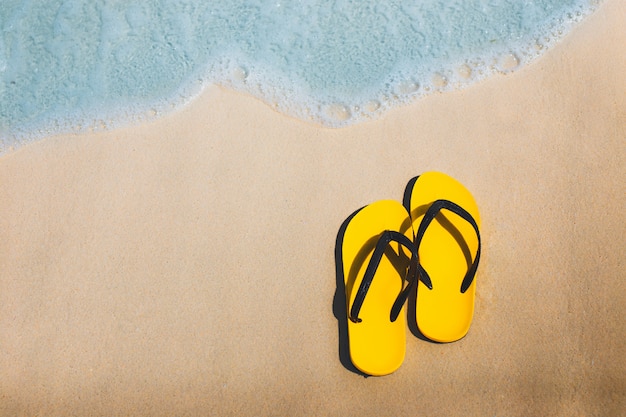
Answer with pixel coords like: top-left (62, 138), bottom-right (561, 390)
top-left (457, 64), bottom-right (473, 80)
top-left (396, 80), bottom-right (420, 95)
top-left (0, 0), bottom-right (604, 148)
top-left (498, 53), bottom-right (520, 73)
top-left (325, 104), bottom-right (351, 122)
top-left (432, 73), bottom-right (448, 88)
top-left (232, 66), bottom-right (249, 82)
top-left (364, 100), bottom-right (381, 113)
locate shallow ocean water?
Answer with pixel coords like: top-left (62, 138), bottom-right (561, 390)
top-left (0, 0), bottom-right (599, 150)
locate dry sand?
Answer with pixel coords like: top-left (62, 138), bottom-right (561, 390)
top-left (1, 0), bottom-right (624, 415)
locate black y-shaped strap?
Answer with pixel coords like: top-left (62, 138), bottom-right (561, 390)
top-left (349, 230), bottom-right (420, 324)
top-left (414, 199), bottom-right (481, 293)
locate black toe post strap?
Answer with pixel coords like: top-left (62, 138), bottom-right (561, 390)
top-left (414, 199), bottom-right (481, 293)
top-left (349, 230), bottom-right (419, 324)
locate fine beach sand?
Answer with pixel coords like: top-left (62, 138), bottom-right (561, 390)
top-left (1, 0), bottom-right (624, 415)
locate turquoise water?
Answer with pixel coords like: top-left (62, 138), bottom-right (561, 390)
top-left (0, 0), bottom-right (598, 150)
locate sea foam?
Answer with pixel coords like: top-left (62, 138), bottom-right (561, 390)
top-left (0, 0), bottom-right (600, 151)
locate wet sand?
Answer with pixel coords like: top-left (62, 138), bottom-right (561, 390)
top-left (1, 0), bottom-right (624, 415)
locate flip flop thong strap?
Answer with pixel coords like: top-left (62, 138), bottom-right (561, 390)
top-left (349, 230), bottom-right (419, 324)
top-left (414, 199), bottom-right (481, 293)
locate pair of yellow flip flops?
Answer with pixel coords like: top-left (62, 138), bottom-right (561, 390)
top-left (340, 172), bottom-right (481, 376)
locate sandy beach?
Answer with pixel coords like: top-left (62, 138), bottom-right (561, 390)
top-left (1, 0), bottom-right (624, 415)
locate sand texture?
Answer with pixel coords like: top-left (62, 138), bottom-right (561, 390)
top-left (1, 0), bottom-right (625, 415)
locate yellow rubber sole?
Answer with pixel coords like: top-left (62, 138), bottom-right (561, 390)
top-left (405, 172), bottom-right (481, 343)
top-left (341, 200), bottom-right (413, 375)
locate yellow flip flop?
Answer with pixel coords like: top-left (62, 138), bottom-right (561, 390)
top-left (340, 200), bottom-right (418, 376)
top-left (403, 172), bottom-right (481, 343)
